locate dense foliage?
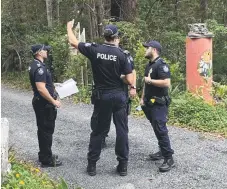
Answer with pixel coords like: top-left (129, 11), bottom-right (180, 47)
top-left (1, 0), bottom-right (227, 136)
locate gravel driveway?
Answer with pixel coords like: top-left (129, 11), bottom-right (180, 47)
top-left (2, 85), bottom-right (227, 189)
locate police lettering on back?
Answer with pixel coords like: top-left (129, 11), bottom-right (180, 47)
top-left (97, 53), bottom-right (117, 61)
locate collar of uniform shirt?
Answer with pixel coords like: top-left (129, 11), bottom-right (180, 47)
top-left (103, 43), bottom-right (118, 48)
top-left (149, 56), bottom-right (160, 64)
top-left (34, 58), bottom-right (45, 66)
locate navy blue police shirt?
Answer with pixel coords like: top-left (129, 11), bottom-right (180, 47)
top-left (29, 59), bottom-right (54, 98)
top-left (78, 42), bottom-right (133, 90)
top-left (144, 57), bottom-right (170, 99)
top-left (119, 48), bottom-right (135, 96)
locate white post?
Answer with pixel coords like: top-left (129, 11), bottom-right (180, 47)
top-left (1, 118), bottom-right (11, 177)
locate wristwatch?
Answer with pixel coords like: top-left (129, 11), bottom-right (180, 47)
top-left (130, 85), bottom-right (136, 89)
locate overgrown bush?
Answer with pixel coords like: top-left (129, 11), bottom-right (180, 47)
top-left (168, 93), bottom-right (227, 136)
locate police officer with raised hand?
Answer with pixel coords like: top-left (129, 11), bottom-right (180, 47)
top-left (101, 37), bottom-right (137, 149)
top-left (67, 19), bottom-right (133, 176)
top-left (29, 44), bottom-right (62, 167)
top-left (140, 40), bottom-right (175, 172)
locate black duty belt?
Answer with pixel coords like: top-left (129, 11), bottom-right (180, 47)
top-left (145, 96), bottom-right (171, 106)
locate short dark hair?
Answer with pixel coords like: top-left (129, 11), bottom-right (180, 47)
top-left (104, 36), bottom-right (117, 42)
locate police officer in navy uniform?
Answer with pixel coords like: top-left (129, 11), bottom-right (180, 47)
top-left (67, 20), bottom-right (134, 176)
top-left (140, 40), bottom-right (175, 172)
top-left (29, 44), bottom-right (62, 167)
top-left (101, 40), bottom-right (137, 149)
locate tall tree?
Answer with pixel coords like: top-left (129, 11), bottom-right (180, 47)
top-left (111, 0), bottom-right (137, 22)
top-left (46, 0), bottom-right (53, 27)
top-left (200, 0), bottom-right (208, 22)
top-left (121, 0), bottom-right (137, 22)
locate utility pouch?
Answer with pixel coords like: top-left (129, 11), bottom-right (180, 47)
top-left (164, 96), bottom-right (171, 106)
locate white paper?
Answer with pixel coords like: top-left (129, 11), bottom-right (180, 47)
top-left (55, 79), bottom-right (79, 99)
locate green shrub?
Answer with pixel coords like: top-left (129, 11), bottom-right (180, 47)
top-left (2, 71), bottom-right (31, 90)
top-left (168, 93), bottom-right (227, 136)
top-left (1, 152), bottom-right (81, 189)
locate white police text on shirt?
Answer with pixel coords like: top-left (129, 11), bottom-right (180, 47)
top-left (97, 53), bottom-right (117, 62)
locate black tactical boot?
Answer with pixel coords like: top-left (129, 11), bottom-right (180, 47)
top-left (149, 151), bottom-right (164, 161)
top-left (159, 158), bottom-right (175, 172)
top-left (39, 154), bottom-right (58, 162)
top-left (116, 162), bottom-right (127, 176)
top-left (41, 156), bottom-right (62, 167)
top-left (87, 162), bottom-right (96, 176)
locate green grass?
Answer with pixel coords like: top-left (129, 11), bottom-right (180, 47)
top-left (1, 152), bottom-right (81, 189)
top-left (2, 71), bottom-right (31, 90)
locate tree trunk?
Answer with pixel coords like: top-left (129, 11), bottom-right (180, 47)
top-left (200, 0), bottom-right (208, 22)
top-left (57, 0), bottom-right (60, 25)
top-left (111, 0), bottom-right (121, 20)
top-left (46, 0), bottom-right (53, 27)
top-left (224, 1), bottom-right (227, 26)
top-left (95, 0), bottom-right (104, 37)
top-left (121, 0), bottom-right (137, 22)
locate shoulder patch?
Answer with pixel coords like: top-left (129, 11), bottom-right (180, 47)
top-left (129, 55), bottom-right (133, 61)
top-left (163, 65), bottom-right (169, 72)
top-left (37, 68), bottom-right (44, 75)
top-left (127, 57), bottom-right (132, 64)
top-left (85, 43), bottom-right (91, 47)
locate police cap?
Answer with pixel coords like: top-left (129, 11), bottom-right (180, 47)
top-left (103, 24), bottom-right (122, 38)
top-left (31, 44), bottom-right (51, 55)
top-left (143, 40), bottom-right (162, 53)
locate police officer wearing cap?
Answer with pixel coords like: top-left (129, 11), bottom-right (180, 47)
top-left (67, 20), bottom-right (134, 176)
top-left (101, 38), bottom-right (137, 149)
top-left (140, 40), bottom-right (175, 172)
top-left (29, 44), bottom-right (62, 167)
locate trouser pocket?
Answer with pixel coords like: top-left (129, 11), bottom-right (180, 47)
top-left (45, 104), bottom-right (57, 121)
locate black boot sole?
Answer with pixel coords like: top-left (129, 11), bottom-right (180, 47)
top-left (117, 167), bottom-right (127, 176)
top-left (159, 163), bottom-right (175, 172)
top-left (119, 172), bottom-right (127, 176)
top-left (41, 162), bottom-right (63, 168)
top-left (149, 156), bottom-right (164, 161)
top-left (87, 171), bottom-right (96, 176)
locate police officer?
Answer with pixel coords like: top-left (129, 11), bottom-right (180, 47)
top-left (29, 44), bottom-right (62, 167)
top-left (67, 20), bottom-right (134, 176)
top-left (140, 40), bottom-right (174, 172)
top-left (101, 41), bottom-right (137, 149)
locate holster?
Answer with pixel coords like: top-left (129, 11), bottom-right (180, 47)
top-left (164, 96), bottom-right (171, 106)
top-left (91, 89), bottom-right (101, 104)
top-left (126, 98), bottom-right (132, 115)
top-left (146, 96), bottom-right (171, 107)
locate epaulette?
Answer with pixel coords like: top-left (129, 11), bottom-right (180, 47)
top-left (119, 48), bottom-right (130, 55)
top-left (91, 42), bottom-right (97, 47)
top-left (34, 59), bottom-right (41, 68)
top-left (160, 58), bottom-right (167, 64)
top-left (123, 50), bottom-right (130, 55)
